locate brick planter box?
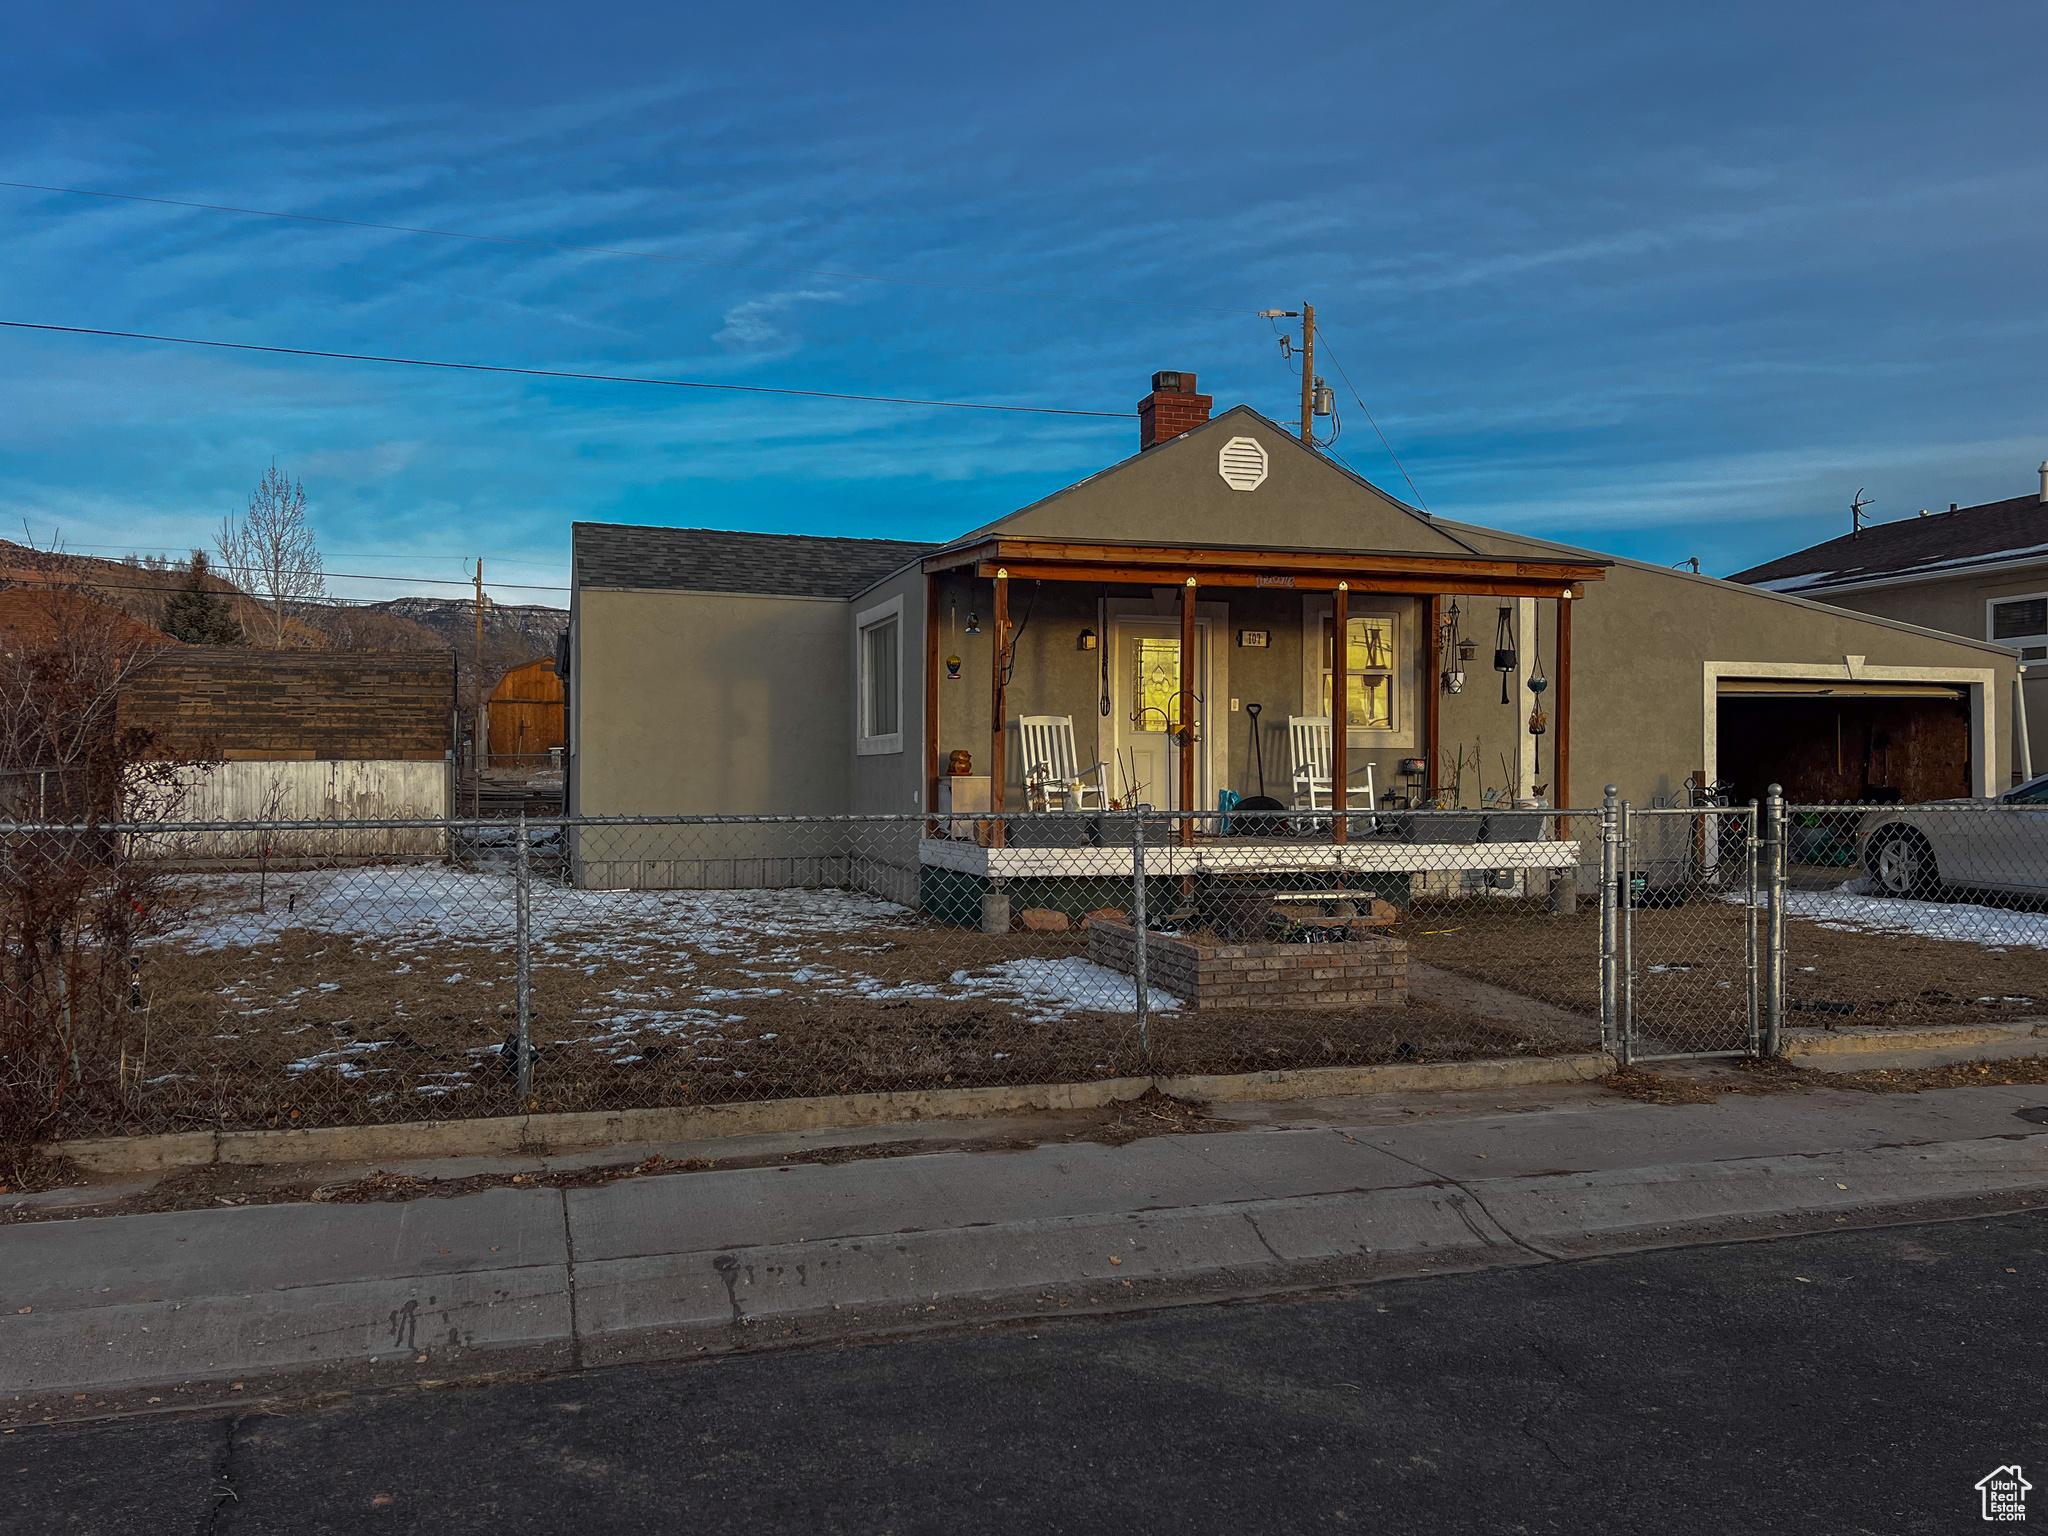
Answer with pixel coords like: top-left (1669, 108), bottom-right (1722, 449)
top-left (1086, 916), bottom-right (1407, 1010)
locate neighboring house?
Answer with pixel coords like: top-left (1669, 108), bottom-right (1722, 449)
top-left (119, 648), bottom-right (456, 839)
top-left (1729, 466), bottom-right (2048, 781)
top-left (569, 372), bottom-right (2018, 845)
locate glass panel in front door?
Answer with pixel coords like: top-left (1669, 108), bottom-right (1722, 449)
top-left (1132, 637), bottom-right (1182, 734)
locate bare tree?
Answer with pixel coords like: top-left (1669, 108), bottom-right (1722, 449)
top-left (217, 465), bottom-right (324, 648)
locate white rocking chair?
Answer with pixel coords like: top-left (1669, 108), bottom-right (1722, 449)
top-left (1288, 715), bottom-right (1378, 823)
top-left (1019, 715), bottom-right (1109, 812)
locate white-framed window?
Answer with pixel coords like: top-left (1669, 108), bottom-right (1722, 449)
top-left (1989, 592), bottom-right (2048, 663)
top-left (1299, 596), bottom-right (1415, 746)
top-left (856, 596), bottom-right (904, 755)
top-left (1320, 612), bottom-right (1397, 730)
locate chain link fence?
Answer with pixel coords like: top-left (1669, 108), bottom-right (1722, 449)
top-left (8, 807), bottom-right (1608, 1141)
top-left (12, 792), bottom-right (2043, 1144)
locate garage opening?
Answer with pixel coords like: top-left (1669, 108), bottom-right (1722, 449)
top-left (1716, 680), bottom-right (1970, 805)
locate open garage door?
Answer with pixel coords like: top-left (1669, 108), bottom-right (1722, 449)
top-left (1716, 680), bottom-right (1969, 805)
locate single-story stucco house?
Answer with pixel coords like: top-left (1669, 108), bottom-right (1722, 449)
top-left (565, 373), bottom-right (2020, 847)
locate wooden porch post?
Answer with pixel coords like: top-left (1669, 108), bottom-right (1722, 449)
top-left (924, 573), bottom-right (940, 829)
top-left (1179, 576), bottom-right (1196, 846)
top-left (1554, 590), bottom-right (1573, 821)
top-left (1424, 593), bottom-right (1441, 804)
top-left (990, 569), bottom-right (1009, 847)
top-left (1331, 582), bottom-right (1349, 844)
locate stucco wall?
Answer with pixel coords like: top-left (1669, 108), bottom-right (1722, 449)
top-left (997, 409), bottom-right (1472, 556)
top-left (849, 561), bottom-right (929, 815)
top-left (1449, 526), bottom-right (2017, 806)
top-left (573, 587), bottom-right (853, 816)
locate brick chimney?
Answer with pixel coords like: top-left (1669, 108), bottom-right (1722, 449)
top-left (1138, 370), bottom-right (1212, 450)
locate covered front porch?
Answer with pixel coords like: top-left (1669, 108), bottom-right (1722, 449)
top-left (915, 534), bottom-right (1607, 849)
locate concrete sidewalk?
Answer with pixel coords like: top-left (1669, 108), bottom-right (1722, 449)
top-left (5, 1078), bottom-right (2048, 1411)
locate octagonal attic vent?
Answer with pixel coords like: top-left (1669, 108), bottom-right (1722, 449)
top-left (1218, 436), bottom-right (1269, 491)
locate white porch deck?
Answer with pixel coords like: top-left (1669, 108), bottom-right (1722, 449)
top-left (918, 836), bottom-right (1582, 879)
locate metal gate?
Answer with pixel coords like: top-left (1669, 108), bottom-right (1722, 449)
top-left (1602, 789), bottom-right (1786, 1063)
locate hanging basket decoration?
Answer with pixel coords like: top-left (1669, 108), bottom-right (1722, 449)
top-left (1528, 706), bottom-right (1548, 736)
top-left (1440, 598), bottom-right (1474, 695)
top-left (1492, 606), bottom-right (1518, 705)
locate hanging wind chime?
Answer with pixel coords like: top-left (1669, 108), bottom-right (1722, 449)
top-left (1492, 606), bottom-right (1518, 705)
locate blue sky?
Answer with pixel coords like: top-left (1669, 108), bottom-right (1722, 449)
top-left (2, 0), bottom-right (2044, 603)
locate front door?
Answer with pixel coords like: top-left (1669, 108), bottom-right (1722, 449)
top-left (1110, 619), bottom-right (1210, 811)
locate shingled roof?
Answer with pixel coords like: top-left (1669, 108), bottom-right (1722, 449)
top-left (1728, 491), bottom-right (2048, 596)
top-left (573, 522), bottom-right (936, 599)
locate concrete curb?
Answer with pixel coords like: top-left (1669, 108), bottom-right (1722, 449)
top-left (44, 1053), bottom-right (1620, 1175)
top-left (1782, 1020), bottom-right (2046, 1056)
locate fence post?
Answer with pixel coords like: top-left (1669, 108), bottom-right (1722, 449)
top-left (516, 813), bottom-right (533, 1100)
top-left (1619, 798), bottom-right (1635, 1063)
top-left (1763, 783), bottom-right (1786, 1057)
top-left (1599, 785), bottom-right (1619, 1057)
top-left (1131, 811), bottom-right (1149, 1061)
top-left (1744, 799), bottom-right (1761, 1056)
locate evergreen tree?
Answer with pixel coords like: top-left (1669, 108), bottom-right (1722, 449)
top-left (159, 551), bottom-right (244, 645)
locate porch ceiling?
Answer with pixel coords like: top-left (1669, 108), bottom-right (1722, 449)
top-left (920, 537), bottom-right (1607, 598)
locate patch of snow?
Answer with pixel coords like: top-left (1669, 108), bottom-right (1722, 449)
top-left (1730, 888), bottom-right (2048, 949)
top-left (1749, 572), bottom-right (1833, 592)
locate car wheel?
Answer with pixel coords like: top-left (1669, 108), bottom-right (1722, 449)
top-left (1870, 826), bottom-right (1939, 899)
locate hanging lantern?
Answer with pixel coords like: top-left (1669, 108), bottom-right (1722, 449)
top-left (1492, 607), bottom-right (1518, 704)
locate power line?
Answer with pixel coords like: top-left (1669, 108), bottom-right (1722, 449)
top-left (55, 541), bottom-right (566, 570)
top-left (0, 180), bottom-right (1261, 316)
top-left (1313, 329), bottom-right (1430, 513)
top-left (16, 570), bottom-right (567, 594)
top-left (0, 320), bottom-right (1133, 419)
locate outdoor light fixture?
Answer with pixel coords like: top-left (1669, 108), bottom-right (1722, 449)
top-left (1077, 628), bottom-right (1098, 651)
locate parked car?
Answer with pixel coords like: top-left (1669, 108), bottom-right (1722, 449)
top-left (1858, 776), bottom-right (2048, 898)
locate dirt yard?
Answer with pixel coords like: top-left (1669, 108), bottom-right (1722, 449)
top-left (1401, 891), bottom-right (2048, 1052)
top-left (97, 869), bottom-right (1579, 1136)
top-left (88, 865), bottom-right (2041, 1137)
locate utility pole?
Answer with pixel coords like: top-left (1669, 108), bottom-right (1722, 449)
top-left (1258, 303), bottom-right (1325, 448)
top-left (473, 559), bottom-right (485, 819)
top-left (1297, 302), bottom-right (1316, 448)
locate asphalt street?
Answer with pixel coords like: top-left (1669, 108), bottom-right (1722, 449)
top-left (8, 1209), bottom-right (2044, 1535)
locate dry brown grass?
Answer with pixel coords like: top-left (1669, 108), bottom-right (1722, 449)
top-left (104, 911), bottom-right (1575, 1136)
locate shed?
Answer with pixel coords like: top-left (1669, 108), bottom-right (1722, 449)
top-left (488, 657), bottom-right (565, 767)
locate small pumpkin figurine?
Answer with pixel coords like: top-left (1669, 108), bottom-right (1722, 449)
top-left (947, 749), bottom-right (974, 776)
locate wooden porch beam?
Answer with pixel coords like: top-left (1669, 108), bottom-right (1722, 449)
top-left (1179, 577), bottom-right (1196, 846)
top-left (1424, 593), bottom-right (1441, 805)
top-left (1332, 582), bottom-right (1348, 845)
top-left (971, 561), bottom-right (1583, 599)
top-left (924, 572), bottom-right (940, 830)
top-left (1554, 591), bottom-right (1573, 822)
top-left (926, 538), bottom-right (1607, 585)
top-left (990, 568), bottom-right (1008, 846)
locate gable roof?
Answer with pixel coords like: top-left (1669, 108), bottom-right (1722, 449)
top-left (1727, 492), bottom-right (2048, 596)
top-left (573, 522), bottom-right (938, 599)
top-left (934, 406), bottom-right (1488, 560)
